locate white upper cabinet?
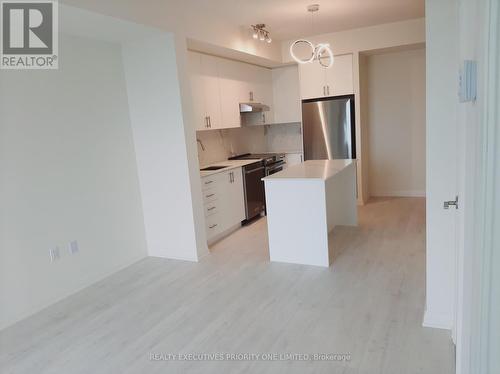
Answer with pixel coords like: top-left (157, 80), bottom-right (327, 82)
top-left (187, 51), bottom-right (275, 130)
top-left (188, 52), bottom-right (222, 130)
top-left (187, 52), bottom-right (208, 131)
top-left (239, 63), bottom-right (274, 125)
top-left (299, 59), bottom-right (327, 100)
top-left (299, 54), bottom-right (354, 100)
top-left (200, 54), bottom-right (223, 129)
top-left (272, 65), bottom-right (302, 124)
top-left (325, 54), bottom-right (354, 96)
top-left (218, 58), bottom-right (247, 129)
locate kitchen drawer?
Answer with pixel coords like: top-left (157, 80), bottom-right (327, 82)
top-left (204, 201), bottom-right (218, 217)
top-left (202, 189), bottom-right (217, 204)
top-left (202, 176), bottom-right (218, 190)
top-left (205, 213), bottom-right (222, 239)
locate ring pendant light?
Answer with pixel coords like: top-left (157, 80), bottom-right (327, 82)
top-left (290, 4), bottom-right (334, 68)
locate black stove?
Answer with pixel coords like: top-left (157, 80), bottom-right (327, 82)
top-left (229, 153), bottom-right (286, 223)
top-left (228, 153), bottom-right (285, 167)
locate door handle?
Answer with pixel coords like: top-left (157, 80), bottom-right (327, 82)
top-left (444, 196), bottom-right (459, 209)
top-left (245, 166), bottom-right (265, 175)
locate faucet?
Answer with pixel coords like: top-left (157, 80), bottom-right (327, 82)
top-left (196, 138), bottom-right (205, 151)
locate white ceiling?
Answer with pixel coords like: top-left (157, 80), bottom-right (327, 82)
top-left (60, 0), bottom-right (425, 46)
top-left (190, 0), bottom-right (425, 41)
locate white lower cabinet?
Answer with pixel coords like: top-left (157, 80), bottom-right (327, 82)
top-left (284, 153), bottom-right (304, 168)
top-left (201, 167), bottom-right (245, 243)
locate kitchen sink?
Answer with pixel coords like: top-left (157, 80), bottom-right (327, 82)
top-left (200, 165), bottom-right (228, 171)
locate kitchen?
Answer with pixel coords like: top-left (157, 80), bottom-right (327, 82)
top-left (191, 35), bottom-right (360, 253)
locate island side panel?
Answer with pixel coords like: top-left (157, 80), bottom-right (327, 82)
top-left (264, 180), bottom-right (329, 267)
top-left (325, 162), bottom-right (358, 233)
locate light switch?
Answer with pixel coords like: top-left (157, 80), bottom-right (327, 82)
top-left (69, 240), bottom-right (79, 254)
top-left (459, 60), bottom-right (477, 103)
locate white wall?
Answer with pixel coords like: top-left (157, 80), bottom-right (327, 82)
top-left (365, 48), bottom-right (426, 197)
top-left (122, 33), bottom-right (208, 261)
top-left (281, 18), bottom-right (426, 204)
top-left (0, 34), bottom-right (147, 330)
top-left (196, 127), bottom-right (268, 167)
top-left (281, 18), bottom-right (426, 61)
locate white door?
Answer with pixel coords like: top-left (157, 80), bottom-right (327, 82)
top-left (424, 0), bottom-right (459, 333)
top-left (200, 54), bottom-right (222, 129)
top-left (299, 61), bottom-right (326, 100)
top-left (325, 54), bottom-right (354, 96)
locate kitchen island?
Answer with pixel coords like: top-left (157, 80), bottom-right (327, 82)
top-left (263, 160), bottom-right (357, 267)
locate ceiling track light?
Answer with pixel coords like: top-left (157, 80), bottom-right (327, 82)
top-left (251, 24), bottom-right (272, 44)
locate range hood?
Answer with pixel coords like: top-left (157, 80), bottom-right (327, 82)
top-left (239, 102), bottom-right (270, 113)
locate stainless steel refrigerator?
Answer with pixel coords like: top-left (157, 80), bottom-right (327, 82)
top-left (302, 95), bottom-right (356, 160)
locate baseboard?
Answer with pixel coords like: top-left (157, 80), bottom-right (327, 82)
top-left (371, 190), bottom-right (426, 198)
top-left (0, 253), bottom-right (147, 332)
top-left (149, 254), bottom-right (198, 262)
top-left (422, 310), bottom-right (453, 330)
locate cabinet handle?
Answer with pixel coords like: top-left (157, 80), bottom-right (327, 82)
top-left (327, 86), bottom-right (330, 95)
top-left (207, 207), bottom-right (216, 211)
top-left (204, 180), bottom-right (213, 185)
top-left (206, 193), bottom-right (215, 198)
top-left (323, 86), bottom-right (326, 96)
top-left (208, 116), bottom-right (212, 128)
top-left (209, 224), bottom-right (218, 229)
top-left (205, 116), bottom-right (209, 128)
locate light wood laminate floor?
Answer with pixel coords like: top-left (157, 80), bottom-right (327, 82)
top-left (0, 198), bottom-right (454, 374)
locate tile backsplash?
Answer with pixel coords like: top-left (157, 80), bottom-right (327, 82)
top-left (196, 123), bottom-right (302, 167)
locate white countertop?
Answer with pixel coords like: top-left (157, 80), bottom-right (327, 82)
top-left (200, 159), bottom-right (262, 177)
top-left (263, 159), bottom-right (354, 181)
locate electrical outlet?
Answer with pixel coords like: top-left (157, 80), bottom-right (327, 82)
top-left (69, 240), bottom-right (79, 254)
top-left (49, 247), bottom-right (60, 262)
